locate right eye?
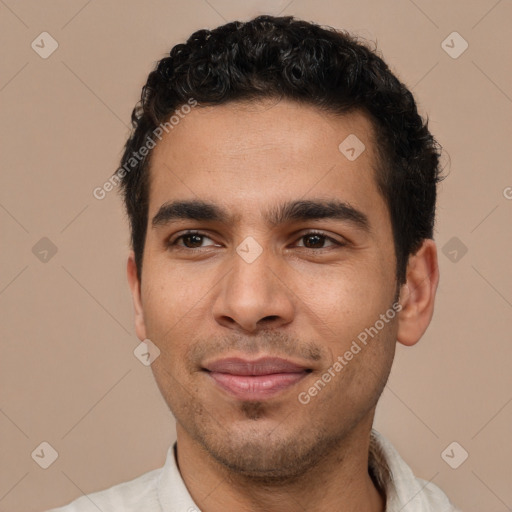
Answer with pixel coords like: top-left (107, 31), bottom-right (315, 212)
top-left (168, 231), bottom-right (219, 249)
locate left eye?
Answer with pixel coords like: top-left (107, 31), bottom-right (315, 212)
top-left (295, 233), bottom-right (340, 249)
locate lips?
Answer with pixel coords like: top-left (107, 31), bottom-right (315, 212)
top-left (203, 357), bottom-right (311, 400)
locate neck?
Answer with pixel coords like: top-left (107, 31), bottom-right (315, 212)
top-left (175, 419), bottom-right (385, 512)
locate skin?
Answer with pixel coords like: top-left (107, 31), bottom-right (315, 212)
top-left (127, 98), bottom-right (439, 512)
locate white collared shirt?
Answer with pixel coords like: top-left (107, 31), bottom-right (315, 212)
top-left (47, 429), bottom-right (460, 511)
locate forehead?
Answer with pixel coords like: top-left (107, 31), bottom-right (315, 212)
top-left (146, 99), bottom-right (388, 228)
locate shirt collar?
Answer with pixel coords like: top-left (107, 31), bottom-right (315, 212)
top-left (157, 443), bottom-right (199, 511)
top-left (369, 429), bottom-right (457, 511)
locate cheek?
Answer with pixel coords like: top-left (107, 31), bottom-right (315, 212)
top-left (141, 260), bottom-right (202, 327)
top-left (289, 258), bottom-right (393, 337)
top-left (140, 260), bottom-right (220, 374)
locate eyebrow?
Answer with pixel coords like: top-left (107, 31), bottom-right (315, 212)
top-left (151, 199), bottom-right (370, 232)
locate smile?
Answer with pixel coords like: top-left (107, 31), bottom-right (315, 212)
top-left (203, 356), bottom-right (312, 400)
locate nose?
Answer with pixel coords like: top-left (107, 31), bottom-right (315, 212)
top-left (212, 246), bottom-right (295, 333)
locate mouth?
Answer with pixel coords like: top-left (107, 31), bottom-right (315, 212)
top-left (202, 356), bottom-right (312, 401)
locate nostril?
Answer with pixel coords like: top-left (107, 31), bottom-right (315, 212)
top-left (259, 315), bottom-right (279, 325)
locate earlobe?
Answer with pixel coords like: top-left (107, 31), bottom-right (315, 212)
top-left (127, 251), bottom-right (147, 341)
top-left (396, 239), bottom-right (439, 347)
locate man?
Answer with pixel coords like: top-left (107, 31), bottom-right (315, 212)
top-left (50, 15), bottom-right (460, 512)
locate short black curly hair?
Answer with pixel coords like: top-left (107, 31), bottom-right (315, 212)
top-left (118, 15), bottom-right (442, 284)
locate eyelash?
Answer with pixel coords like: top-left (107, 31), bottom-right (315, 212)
top-left (168, 230), bottom-right (345, 251)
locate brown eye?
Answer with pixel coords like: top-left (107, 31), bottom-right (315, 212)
top-left (181, 233), bottom-right (205, 248)
top-left (303, 234), bottom-right (326, 248)
top-left (169, 231), bottom-right (216, 249)
top-left (297, 232), bottom-right (340, 249)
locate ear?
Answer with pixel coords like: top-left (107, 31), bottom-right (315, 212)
top-left (127, 251), bottom-right (147, 341)
top-left (396, 239), bottom-right (439, 347)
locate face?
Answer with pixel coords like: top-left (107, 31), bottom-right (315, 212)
top-left (129, 99), bottom-right (401, 479)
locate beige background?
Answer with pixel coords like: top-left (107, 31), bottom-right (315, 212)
top-left (1, 1), bottom-right (511, 511)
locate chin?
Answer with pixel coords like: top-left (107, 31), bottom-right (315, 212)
top-left (193, 420), bottom-right (343, 483)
